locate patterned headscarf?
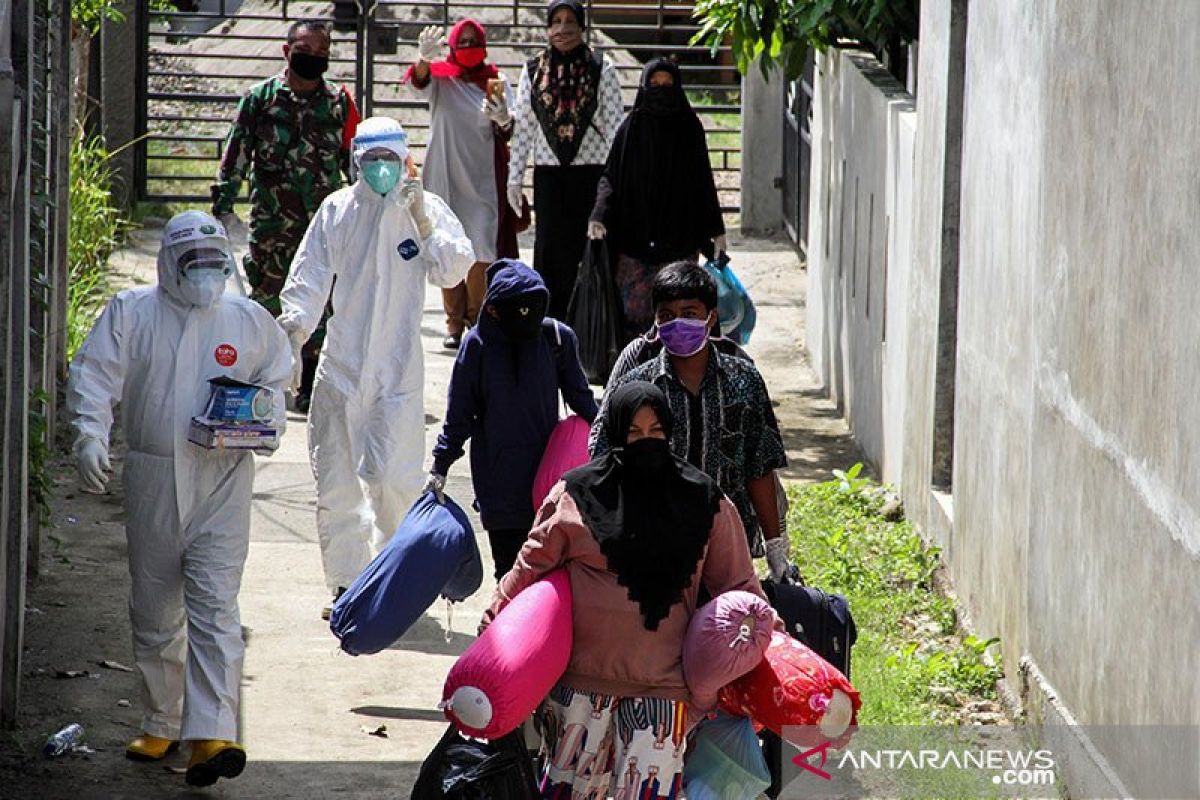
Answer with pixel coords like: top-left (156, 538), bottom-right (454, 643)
top-left (527, 6), bottom-right (602, 167)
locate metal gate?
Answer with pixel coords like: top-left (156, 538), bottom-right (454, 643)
top-left (136, 1), bottom-right (741, 212)
top-left (783, 48), bottom-right (814, 253)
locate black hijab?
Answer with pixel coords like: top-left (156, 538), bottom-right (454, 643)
top-left (595, 58), bottom-right (725, 263)
top-left (563, 382), bottom-right (722, 630)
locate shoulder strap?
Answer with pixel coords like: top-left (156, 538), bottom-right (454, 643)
top-left (542, 320), bottom-right (568, 416)
top-left (542, 318), bottom-right (563, 352)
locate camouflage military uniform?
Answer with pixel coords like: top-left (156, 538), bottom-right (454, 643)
top-left (211, 74), bottom-right (359, 356)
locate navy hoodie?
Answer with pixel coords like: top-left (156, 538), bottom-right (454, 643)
top-left (432, 260), bottom-right (598, 530)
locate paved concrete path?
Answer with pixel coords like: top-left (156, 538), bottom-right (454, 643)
top-left (0, 229), bottom-right (861, 798)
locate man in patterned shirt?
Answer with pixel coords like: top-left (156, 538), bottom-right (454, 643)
top-left (211, 20), bottom-right (359, 412)
top-left (591, 261), bottom-right (791, 578)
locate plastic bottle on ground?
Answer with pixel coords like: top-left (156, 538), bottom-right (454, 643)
top-left (43, 723), bottom-right (84, 757)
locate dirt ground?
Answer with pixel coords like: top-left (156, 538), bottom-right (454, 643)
top-left (0, 228), bottom-right (862, 798)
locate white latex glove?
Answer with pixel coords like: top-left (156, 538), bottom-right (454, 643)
top-left (401, 178), bottom-right (433, 238)
top-left (286, 328), bottom-right (306, 392)
top-left (423, 472), bottom-right (446, 504)
top-left (506, 183), bottom-right (523, 216)
top-left (764, 535), bottom-right (791, 582)
top-left (587, 221), bottom-right (607, 240)
top-left (418, 25), bottom-right (444, 63)
top-left (482, 95), bottom-right (512, 127)
top-left (76, 437), bottom-right (111, 494)
top-left (714, 234), bottom-right (728, 255)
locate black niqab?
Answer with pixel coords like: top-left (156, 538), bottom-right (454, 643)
top-left (563, 381), bottom-right (722, 630)
top-left (592, 59), bottom-right (725, 263)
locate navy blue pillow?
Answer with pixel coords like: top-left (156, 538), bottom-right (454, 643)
top-left (330, 492), bottom-right (483, 655)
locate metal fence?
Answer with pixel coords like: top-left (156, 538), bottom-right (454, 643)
top-left (783, 50), bottom-right (814, 253)
top-left (1, 0), bottom-right (72, 728)
top-left (136, 0), bottom-right (742, 212)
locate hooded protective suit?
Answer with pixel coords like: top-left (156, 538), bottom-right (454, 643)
top-left (279, 117), bottom-right (474, 592)
top-left (66, 210), bottom-right (292, 742)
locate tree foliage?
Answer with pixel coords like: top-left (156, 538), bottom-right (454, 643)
top-left (692, 0), bottom-right (920, 80)
top-left (73, 0), bottom-right (176, 33)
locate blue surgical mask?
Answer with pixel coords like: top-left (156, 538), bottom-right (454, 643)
top-left (362, 160), bottom-right (402, 196)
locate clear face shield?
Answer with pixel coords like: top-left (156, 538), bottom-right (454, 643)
top-left (351, 126), bottom-right (410, 183)
top-left (168, 238), bottom-right (235, 307)
top-left (174, 244), bottom-right (235, 279)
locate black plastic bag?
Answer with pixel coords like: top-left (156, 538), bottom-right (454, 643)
top-left (411, 723), bottom-right (539, 800)
top-left (567, 239), bottom-right (623, 385)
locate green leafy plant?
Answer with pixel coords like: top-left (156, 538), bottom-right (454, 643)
top-left (67, 123), bottom-right (131, 361)
top-left (28, 389), bottom-right (52, 525)
top-left (833, 461), bottom-right (869, 494)
top-left (692, 0), bottom-right (920, 80)
top-left (72, 0), bottom-right (126, 33)
top-left (74, 0), bottom-right (177, 33)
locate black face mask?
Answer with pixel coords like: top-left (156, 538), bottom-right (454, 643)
top-left (621, 437), bottom-right (673, 481)
top-left (289, 51), bottom-right (329, 81)
top-left (494, 294), bottom-right (547, 340)
top-left (641, 85), bottom-right (684, 115)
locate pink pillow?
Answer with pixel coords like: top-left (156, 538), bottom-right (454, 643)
top-left (442, 569), bottom-right (573, 739)
top-left (532, 416), bottom-right (592, 509)
top-left (683, 591), bottom-right (775, 712)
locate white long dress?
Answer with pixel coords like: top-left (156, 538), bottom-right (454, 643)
top-left (416, 74), bottom-right (514, 264)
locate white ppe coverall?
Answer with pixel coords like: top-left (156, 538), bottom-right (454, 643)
top-left (67, 212), bottom-right (292, 742)
top-left (279, 140), bottom-right (474, 592)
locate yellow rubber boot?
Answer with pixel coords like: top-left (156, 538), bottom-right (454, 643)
top-left (126, 733), bottom-right (179, 761)
top-left (185, 739), bottom-right (247, 787)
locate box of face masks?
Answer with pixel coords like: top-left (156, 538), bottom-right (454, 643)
top-left (188, 418), bottom-right (279, 450)
top-left (203, 376), bottom-right (275, 423)
top-left (189, 377), bottom-right (278, 450)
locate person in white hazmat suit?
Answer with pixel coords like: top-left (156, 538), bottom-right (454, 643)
top-left (278, 117), bottom-right (474, 615)
top-left (66, 211), bottom-right (292, 786)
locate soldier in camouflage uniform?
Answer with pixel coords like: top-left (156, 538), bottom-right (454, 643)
top-left (211, 20), bottom-right (359, 411)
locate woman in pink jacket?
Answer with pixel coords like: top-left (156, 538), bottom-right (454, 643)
top-left (483, 381), bottom-right (765, 796)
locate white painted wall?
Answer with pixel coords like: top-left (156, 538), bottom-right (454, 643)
top-left (807, 2), bottom-right (1200, 796)
top-left (805, 49), bottom-right (916, 484)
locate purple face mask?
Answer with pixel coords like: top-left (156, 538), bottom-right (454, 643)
top-left (656, 316), bottom-right (710, 357)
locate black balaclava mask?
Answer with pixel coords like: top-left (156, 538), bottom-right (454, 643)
top-left (290, 51), bottom-right (329, 81)
top-left (638, 61), bottom-right (687, 116)
top-left (493, 292), bottom-right (548, 340)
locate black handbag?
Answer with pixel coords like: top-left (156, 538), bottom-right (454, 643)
top-left (411, 724), bottom-right (539, 800)
top-left (567, 239), bottom-right (623, 385)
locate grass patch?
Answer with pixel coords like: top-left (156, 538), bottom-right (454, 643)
top-left (782, 468), bottom-right (1051, 798)
top-left (787, 466), bottom-right (1005, 726)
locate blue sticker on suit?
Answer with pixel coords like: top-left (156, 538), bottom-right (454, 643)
top-left (398, 238), bottom-right (420, 260)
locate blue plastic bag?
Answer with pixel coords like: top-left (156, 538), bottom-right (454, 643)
top-left (683, 712), bottom-right (771, 800)
top-left (330, 492), bottom-right (483, 656)
top-left (703, 260), bottom-right (745, 336)
top-left (703, 257), bottom-right (756, 345)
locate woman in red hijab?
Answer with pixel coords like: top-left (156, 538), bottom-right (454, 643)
top-left (406, 20), bottom-right (525, 349)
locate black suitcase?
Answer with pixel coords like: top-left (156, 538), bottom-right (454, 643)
top-left (758, 566), bottom-right (857, 798)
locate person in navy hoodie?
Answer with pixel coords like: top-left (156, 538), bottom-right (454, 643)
top-left (425, 258), bottom-right (598, 579)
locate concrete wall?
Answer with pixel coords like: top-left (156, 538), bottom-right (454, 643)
top-left (959, 1), bottom-right (1200, 793)
top-left (741, 61), bottom-right (784, 235)
top-left (805, 49), bottom-right (915, 482)
top-left (99, 0), bottom-right (139, 209)
top-left (809, 0), bottom-right (1200, 795)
